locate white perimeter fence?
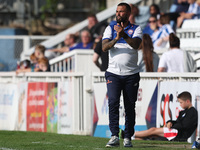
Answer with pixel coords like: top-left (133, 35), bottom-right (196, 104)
top-left (0, 72), bottom-right (200, 140)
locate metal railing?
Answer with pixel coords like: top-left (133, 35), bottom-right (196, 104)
top-left (92, 72), bottom-right (200, 83)
top-left (49, 50), bottom-right (99, 73)
top-left (0, 72), bottom-right (84, 83)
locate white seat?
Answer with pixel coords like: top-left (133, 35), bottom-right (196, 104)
top-left (180, 38), bottom-right (200, 51)
top-left (176, 19), bottom-right (200, 38)
top-left (181, 19), bottom-right (200, 29)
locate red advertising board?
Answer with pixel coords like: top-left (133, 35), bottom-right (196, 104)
top-left (27, 82), bottom-right (48, 132)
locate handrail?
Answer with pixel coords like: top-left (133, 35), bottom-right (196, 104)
top-left (92, 72), bottom-right (200, 77)
top-left (0, 72), bottom-right (85, 83)
top-left (1, 72), bottom-right (199, 79)
top-left (49, 49), bottom-right (93, 65)
top-left (92, 72), bottom-right (200, 81)
top-left (0, 72), bottom-right (84, 77)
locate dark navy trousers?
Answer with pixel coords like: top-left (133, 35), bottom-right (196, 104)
top-left (105, 71), bottom-right (140, 139)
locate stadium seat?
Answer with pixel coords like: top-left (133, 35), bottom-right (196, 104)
top-left (176, 19), bottom-right (200, 38)
top-left (180, 38), bottom-right (200, 51)
top-left (193, 53), bottom-right (200, 71)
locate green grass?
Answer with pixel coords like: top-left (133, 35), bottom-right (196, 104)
top-left (0, 131), bottom-right (193, 150)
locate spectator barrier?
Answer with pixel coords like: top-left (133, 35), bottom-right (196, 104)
top-left (0, 72), bottom-right (199, 143)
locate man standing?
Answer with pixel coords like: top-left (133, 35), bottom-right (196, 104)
top-left (102, 2), bottom-right (142, 148)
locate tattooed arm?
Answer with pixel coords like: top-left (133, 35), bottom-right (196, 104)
top-left (102, 38), bottom-right (118, 52)
top-left (123, 34), bottom-right (142, 50)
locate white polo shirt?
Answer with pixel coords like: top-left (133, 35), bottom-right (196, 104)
top-left (102, 21), bottom-right (142, 76)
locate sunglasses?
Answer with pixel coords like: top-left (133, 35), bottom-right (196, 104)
top-left (148, 20), bottom-right (156, 23)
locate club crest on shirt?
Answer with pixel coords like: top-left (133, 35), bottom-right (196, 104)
top-left (128, 29), bottom-right (133, 35)
top-left (182, 113), bottom-right (186, 117)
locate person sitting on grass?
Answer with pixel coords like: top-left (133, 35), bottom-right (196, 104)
top-left (133, 91), bottom-right (198, 142)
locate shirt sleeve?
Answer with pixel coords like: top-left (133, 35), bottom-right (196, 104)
top-left (166, 25), bottom-right (174, 34)
top-left (158, 53), bottom-right (167, 68)
top-left (132, 26), bottom-right (142, 39)
top-left (187, 3), bottom-right (198, 14)
top-left (102, 25), bottom-right (112, 40)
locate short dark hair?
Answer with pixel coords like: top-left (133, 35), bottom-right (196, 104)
top-left (159, 14), bottom-right (170, 25)
top-left (169, 33), bottom-right (180, 48)
top-left (118, 2), bottom-right (131, 13)
top-left (69, 34), bottom-right (77, 41)
top-left (35, 44), bottom-right (46, 54)
top-left (177, 91), bottom-right (192, 102)
top-left (149, 14), bottom-right (157, 21)
top-left (87, 13), bottom-right (97, 19)
top-left (150, 4), bottom-right (160, 14)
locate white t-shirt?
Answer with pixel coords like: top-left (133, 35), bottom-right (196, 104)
top-left (152, 24), bottom-right (174, 50)
top-left (158, 48), bottom-right (184, 72)
top-left (102, 21), bottom-right (142, 75)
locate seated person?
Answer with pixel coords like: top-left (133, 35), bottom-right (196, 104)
top-left (168, 0), bottom-right (189, 18)
top-left (152, 14), bottom-right (174, 50)
top-left (149, 4), bottom-right (161, 19)
top-left (174, 0), bottom-right (189, 13)
top-left (17, 59), bottom-right (31, 70)
top-left (131, 5), bottom-right (150, 30)
top-left (129, 4), bottom-right (140, 24)
top-left (16, 45), bottom-right (47, 74)
top-left (72, 30), bottom-right (93, 50)
top-left (165, 0), bottom-right (189, 30)
top-left (134, 91), bottom-right (198, 142)
top-left (197, 0), bottom-right (200, 18)
top-left (34, 44), bottom-right (46, 60)
top-left (177, 0), bottom-right (199, 28)
top-left (143, 15), bottom-right (159, 36)
top-left (79, 14), bottom-right (107, 42)
top-left (16, 57), bottom-right (50, 73)
top-left (38, 57), bottom-right (50, 72)
top-left (46, 33), bottom-right (77, 58)
top-left (30, 52), bottom-right (38, 65)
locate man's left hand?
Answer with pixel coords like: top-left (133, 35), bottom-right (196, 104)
top-left (114, 23), bottom-right (126, 39)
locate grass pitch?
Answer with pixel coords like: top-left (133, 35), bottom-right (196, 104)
top-left (0, 131), bottom-right (192, 150)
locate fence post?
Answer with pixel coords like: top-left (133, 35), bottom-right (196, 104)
top-left (21, 36), bottom-right (31, 61)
